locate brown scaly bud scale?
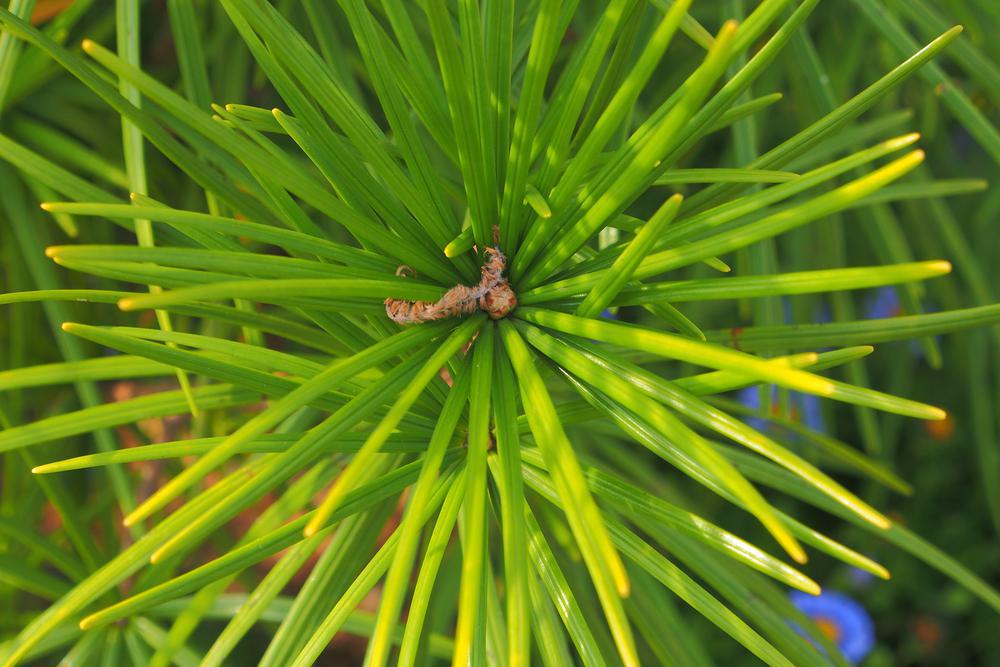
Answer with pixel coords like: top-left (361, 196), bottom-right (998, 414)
top-left (385, 236), bottom-right (517, 324)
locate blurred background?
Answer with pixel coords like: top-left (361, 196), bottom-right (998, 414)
top-left (1, 1), bottom-right (998, 664)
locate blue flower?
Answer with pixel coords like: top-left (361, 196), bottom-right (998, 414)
top-left (737, 386), bottom-right (824, 433)
top-left (864, 287), bottom-right (934, 359)
top-left (790, 590), bottom-right (875, 665)
top-left (864, 287), bottom-right (903, 320)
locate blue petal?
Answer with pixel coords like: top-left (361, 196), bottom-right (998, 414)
top-left (790, 590), bottom-right (875, 664)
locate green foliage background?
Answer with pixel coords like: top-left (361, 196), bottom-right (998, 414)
top-left (0, 0), bottom-right (998, 665)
